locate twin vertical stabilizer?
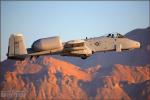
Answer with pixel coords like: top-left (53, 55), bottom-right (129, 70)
top-left (7, 33), bottom-right (27, 59)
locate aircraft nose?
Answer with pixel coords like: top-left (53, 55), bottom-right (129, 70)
top-left (135, 42), bottom-right (140, 48)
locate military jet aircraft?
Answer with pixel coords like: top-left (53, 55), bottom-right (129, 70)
top-left (7, 33), bottom-right (140, 60)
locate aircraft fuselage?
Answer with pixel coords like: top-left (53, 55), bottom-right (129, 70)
top-left (7, 33), bottom-right (140, 60)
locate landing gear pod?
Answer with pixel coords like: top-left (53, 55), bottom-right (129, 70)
top-left (62, 40), bottom-right (92, 59)
top-left (116, 44), bottom-right (122, 52)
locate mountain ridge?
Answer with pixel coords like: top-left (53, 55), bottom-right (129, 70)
top-left (1, 56), bottom-right (150, 100)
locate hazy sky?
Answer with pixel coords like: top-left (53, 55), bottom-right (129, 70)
top-left (1, 1), bottom-right (149, 61)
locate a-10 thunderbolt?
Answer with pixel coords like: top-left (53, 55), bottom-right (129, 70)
top-left (7, 33), bottom-right (140, 60)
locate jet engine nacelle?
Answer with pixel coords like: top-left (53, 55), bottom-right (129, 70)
top-left (32, 36), bottom-right (63, 52)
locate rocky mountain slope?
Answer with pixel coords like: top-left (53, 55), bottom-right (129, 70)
top-left (0, 56), bottom-right (150, 100)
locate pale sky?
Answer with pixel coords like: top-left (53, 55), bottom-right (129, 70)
top-left (1, 1), bottom-right (149, 61)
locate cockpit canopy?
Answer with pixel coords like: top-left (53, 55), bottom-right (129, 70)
top-left (107, 33), bottom-right (125, 38)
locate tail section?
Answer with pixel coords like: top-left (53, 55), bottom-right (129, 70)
top-left (7, 33), bottom-right (27, 60)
